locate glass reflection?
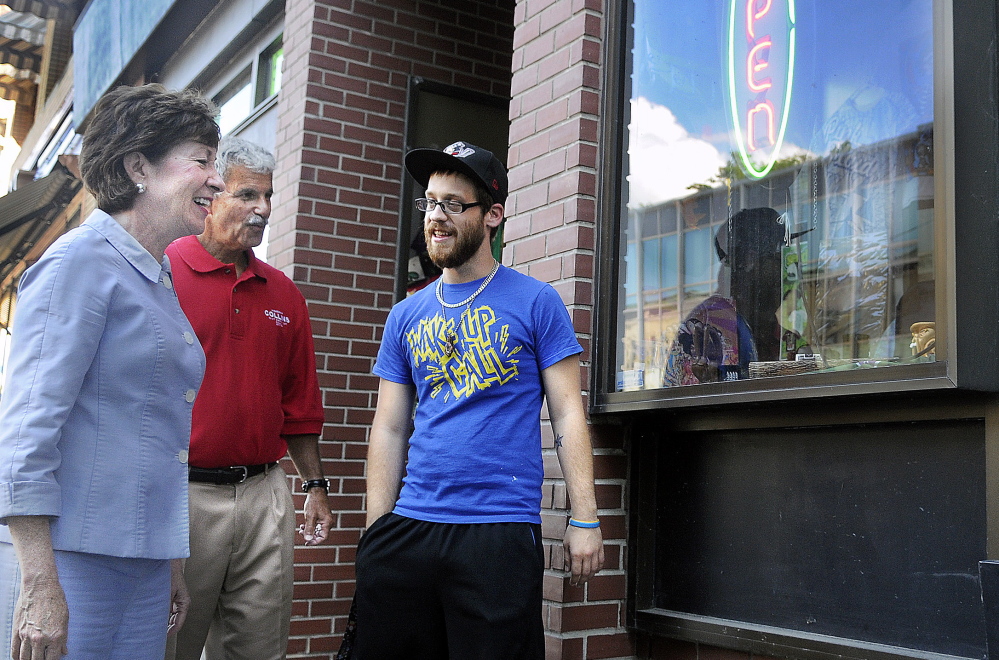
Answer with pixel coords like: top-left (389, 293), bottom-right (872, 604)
top-left (616, 0), bottom-right (935, 391)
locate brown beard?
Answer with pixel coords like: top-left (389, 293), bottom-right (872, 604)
top-left (425, 215), bottom-right (486, 269)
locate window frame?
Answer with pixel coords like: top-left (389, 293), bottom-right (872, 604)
top-left (589, 0), bottom-right (999, 415)
top-left (206, 27), bottom-right (283, 138)
top-left (394, 78), bottom-right (511, 303)
top-left (254, 34), bottom-right (283, 106)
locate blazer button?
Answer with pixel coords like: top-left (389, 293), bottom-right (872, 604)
top-left (185, 389), bottom-right (196, 403)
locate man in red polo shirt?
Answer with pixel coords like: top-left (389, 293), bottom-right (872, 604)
top-left (165, 137), bottom-right (331, 660)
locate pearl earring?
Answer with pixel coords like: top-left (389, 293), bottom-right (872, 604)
top-left (136, 183), bottom-right (146, 194)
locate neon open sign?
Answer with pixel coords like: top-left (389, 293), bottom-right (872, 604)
top-left (728, 0), bottom-right (796, 179)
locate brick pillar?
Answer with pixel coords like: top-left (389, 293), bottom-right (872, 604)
top-left (273, 0), bottom-right (397, 655)
top-left (507, 0), bottom-right (634, 658)
top-left (271, 0), bottom-right (515, 656)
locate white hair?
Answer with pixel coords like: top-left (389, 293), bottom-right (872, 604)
top-left (215, 137), bottom-right (276, 179)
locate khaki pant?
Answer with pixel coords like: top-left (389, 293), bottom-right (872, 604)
top-left (166, 465), bottom-right (295, 660)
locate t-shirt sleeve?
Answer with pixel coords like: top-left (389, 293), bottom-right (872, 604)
top-left (373, 306), bottom-right (414, 385)
top-left (280, 290), bottom-right (325, 436)
top-left (531, 285), bottom-right (583, 371)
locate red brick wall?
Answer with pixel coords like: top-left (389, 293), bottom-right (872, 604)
top-left (506, 0), bottom-right (633, 658)
top-left (272, 0), bottom-right (515, 656)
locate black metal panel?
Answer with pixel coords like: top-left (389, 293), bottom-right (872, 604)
top-left (651, 419), bottom-right (987, 658)
top-left (952, 0), bottom-right (999, 391)
top-left (979, 561), bottom-right (999, 658)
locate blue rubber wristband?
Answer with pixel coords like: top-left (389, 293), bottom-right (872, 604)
top-left (568, 518), bottom-right (600, 528)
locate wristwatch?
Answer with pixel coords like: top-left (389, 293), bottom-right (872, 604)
top-left (301, 478), bottom-right (330, 493)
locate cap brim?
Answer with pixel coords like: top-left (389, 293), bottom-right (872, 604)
top-left (405, 148), bottom-right (489, 197)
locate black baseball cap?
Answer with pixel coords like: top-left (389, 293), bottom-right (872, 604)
top-left (405, 141), bottom-right (508, 206)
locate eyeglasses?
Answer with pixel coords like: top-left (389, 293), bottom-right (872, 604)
top-left (415, 198), bottom-right (485, 215)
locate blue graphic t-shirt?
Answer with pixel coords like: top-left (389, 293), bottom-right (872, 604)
top-left (373, 265), bottom-right (583, 524)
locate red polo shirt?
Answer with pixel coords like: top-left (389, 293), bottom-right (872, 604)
top-left (166, 235), bottom-right (324, 468)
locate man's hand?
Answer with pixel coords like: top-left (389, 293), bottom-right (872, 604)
top-left (168, 559), bottom-right (190, 637)
top-left (285, 434), bottom-right (335, 545)
top-left (12, 577), bottom-right (68, 660)
top-left (563, 525), bottom-right (604, 587)
top-left (298, 489), bottom-right (334, 545)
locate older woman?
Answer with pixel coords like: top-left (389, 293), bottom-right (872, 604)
top-left (0, 84), bottom-right (223, 659)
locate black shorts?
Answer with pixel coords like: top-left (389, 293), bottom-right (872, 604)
top-left (353, 513), bottom-right (545, 660)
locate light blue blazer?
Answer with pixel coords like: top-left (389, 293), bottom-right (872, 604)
top-left (0, 210), bottom-right (205, 559)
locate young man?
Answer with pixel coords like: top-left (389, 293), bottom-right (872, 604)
top-left (165, 137), bottom-right (332, 660)
top-left (354, 141), bottom-right (603, 659)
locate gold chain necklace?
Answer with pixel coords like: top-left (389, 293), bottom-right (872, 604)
top-left (436, 261), bottom-right (500, 356)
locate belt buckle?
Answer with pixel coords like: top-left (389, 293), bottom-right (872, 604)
top-left (230, 466), bottom-right (248, 483)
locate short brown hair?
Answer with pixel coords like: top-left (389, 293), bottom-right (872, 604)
top-left (80, 84), bottom-right (220, 214)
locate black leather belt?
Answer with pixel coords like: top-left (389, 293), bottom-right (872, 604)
top-left (188, 462), bottom-right (277, 485)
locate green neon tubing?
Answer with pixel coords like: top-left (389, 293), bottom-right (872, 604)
top-left (728, 0), bottom-right (796, 179)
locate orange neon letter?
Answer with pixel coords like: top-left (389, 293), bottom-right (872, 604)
top-left (747, 101), bottom-right (776, 151)
top-left (746, 0), bottom-right (772, 39)
top-left (747, 39), bottom-right (772, 91)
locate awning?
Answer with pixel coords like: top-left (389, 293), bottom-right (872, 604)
top-left (1, 1), bottom-right (80, 22)
top-left (0, 162), bottom-right (81, 286)
top-left (0, 8), bottom-right (45, 95)
top-left (0, 6), bottom-right (45, 74)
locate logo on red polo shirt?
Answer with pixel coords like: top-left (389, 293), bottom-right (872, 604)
top-left (264, 309), bottom-right (290, 327)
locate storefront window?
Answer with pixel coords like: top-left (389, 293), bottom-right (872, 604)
top-left (214, 68), bottom-right (253, 137)
top-left (616, 0), bottom-right (935, 391)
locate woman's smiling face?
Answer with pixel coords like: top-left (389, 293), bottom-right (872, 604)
top-left (140, 140), bottom-right (224, 240)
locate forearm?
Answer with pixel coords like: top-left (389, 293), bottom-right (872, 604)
top-left (542, 355), bottom-right (599, 521)
top-left (6, 516), bottom-right (59, 585)
top-left (284, 434), bottom-right (324, 481)
top-left (285, 434), bottom-right (334, 545)
top-left (365, 427), bottom-right (407, 526)
top-left (365, 379), bottom-right (415, 527)
top-left (553, 415), bottom-right (599, 522)
top-left (6, 515), bottom-right (69, 656)
top-left (542, 355), bottom-right (604, 584)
